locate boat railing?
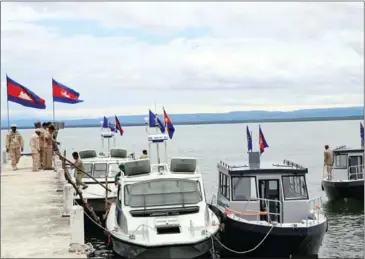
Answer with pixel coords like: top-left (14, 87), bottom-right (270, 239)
top-left (223, 198), bottom-right (283, 225)
top-left (305, 197), bottom-right (322, 226)
top-left (348, 164), bottom-right (364, 180)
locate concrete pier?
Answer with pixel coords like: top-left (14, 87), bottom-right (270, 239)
top-left (1, 154), bottom-right (87, 258)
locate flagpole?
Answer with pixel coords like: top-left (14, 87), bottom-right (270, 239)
top-left (6, 75), bottom-right (10, 130)
top-left (250, 130), bottom-right (253, 152)
top-left (52, 100), bottom-right (55, 124)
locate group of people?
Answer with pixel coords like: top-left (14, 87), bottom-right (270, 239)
top-left (5, 122), bottom-right (59, 171)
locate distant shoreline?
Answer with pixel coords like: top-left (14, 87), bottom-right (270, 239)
top-left (1, 115), bottom-right (362, 130)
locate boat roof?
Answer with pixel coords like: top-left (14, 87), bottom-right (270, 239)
top-left (119, 157), bottom-right (203, 184)
top-left (218, 159), bottom-right (308, 176)
top-left (333, 145), bottom-right (364, 155)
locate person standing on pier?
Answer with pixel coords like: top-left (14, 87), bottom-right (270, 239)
top-left (43, 124), bottom-right (55, 170)
top-left (30, 129), bottom-right (41, 171)
top-left (39, 122), bottom-right (48, 169)
top-left (5, 124), bottom-right (24, 171)
top-left (72, 152), bottom-right (88, 190)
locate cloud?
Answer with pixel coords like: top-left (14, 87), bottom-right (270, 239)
top-left (1, 2), bottom-right (363, 120)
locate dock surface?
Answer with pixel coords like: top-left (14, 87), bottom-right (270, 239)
top-left (1, 155), bottom-right (86, 258)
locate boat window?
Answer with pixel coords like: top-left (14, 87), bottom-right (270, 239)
top-left (93, 163), bottom-right (108, 178)
top-left (282, 175), bottom-right (308, 200)
top-left (81, 163), bottom-right (93, 178)
top-left (109, 163), bottom-right (120, 177)
top-left (124, 179), bottom-right (203, 208)
top-left (334, 154), bottom-right (347, 169)
top-left (219, 172), bottom-right (230, 199)
top-left (231, 176), bottom-right (257, 201)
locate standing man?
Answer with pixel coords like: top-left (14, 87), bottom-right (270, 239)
top-left (43, 124), bottom-right (55, 170)
top-left (72, 151), bottom-right (88, 190)
top-left (5, 124), bottom-right (24, 171)
top-left (30, 129), bottom-right (41, 171)
top-left (324, 145), bottom-right (334, 180)
top-left (39, 122), bottom-right (48, 169)
top-left (139, 150), bottom-right (148, 159)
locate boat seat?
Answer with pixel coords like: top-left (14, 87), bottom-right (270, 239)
top-left (78, 150), bottom-right (97, 159)
top-left (170, 158), bottom-right (197, 174)
top-left (110, 148), bottom-right (128, 158)
top-left (124, 159), bottom-right (151, 176)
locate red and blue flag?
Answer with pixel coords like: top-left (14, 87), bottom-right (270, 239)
top-left (259, 125), bottom-right (269, 154)
top-left (163, 108), bottom-right (175, 139)
top-left (6, 76), bottom-right (46, 109)
top-left (52, 79), bottom-right (83, 104)
top-left (115, 116), bottom-right (124, 136)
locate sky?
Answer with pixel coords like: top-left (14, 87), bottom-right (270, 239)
top-left (1, 2), bottom-right (364, 120)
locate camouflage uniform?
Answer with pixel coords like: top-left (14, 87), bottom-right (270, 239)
top-left (30, 130), bottom-right (41, 171)
top-left (43, 130), bottom-right (53, 169)
top-left (5, 129), bottom-right (24, 170)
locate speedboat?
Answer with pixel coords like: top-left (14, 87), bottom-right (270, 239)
top-left (321, 145), bottom-right (364, 201)
top-left (209, 151), bottom-right (328, 258)
top-left (70, 131), bottom-right (135, 215)
top-left (105, 117), bottom-right (220, 258)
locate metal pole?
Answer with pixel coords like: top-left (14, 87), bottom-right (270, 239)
top-left (52, 101), bottom-right (56, 124)
top-left (7, 100), bottom-right (10, 131)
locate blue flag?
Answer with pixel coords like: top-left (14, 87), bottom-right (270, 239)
top-left (102, 116), bottom-right (109, 128)
top-left (246, 126), bottom-right (252, 152)
top-left (361, 122), bottom-right (364, 142)
top-left (148, 109), bottom-right (166, 134)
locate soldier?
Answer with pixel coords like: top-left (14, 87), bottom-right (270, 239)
top-left (30, 129), bottom-right (41, 171)
top-left (39, 122), bottom-right (48, 169)
top-left (43, 124), bottom-right (55, 170)
top-left (72, 152), bottom-right (88, 190)
top-left (5, 124), bottom-right (24, 171)
top-left (139, 149), bottom-right (148, 159)
top-left (324, 145), bottom-right (334, 180)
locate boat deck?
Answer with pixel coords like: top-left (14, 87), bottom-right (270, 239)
top-left (1, 154), bottom-right (86, 258)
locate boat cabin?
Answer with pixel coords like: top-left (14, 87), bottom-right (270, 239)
top-left (75, 148), bottom-right (131, 181)
top-left (216, 152), bottom-right (311, 224)
top-left (330, 146), bottom-right (364, 181)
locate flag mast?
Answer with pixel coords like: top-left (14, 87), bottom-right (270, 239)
top-left (6, 75), bottom-right (10, 131)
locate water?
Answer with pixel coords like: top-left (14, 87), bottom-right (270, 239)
top-left (2, 120), bottom-right (364, 258)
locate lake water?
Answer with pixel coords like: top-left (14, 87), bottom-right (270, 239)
top-left (2, 120), bottom-right (364, 258)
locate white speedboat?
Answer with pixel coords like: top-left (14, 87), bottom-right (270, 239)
top-left (105, 118), bottom-right (220, 258)
top-left (71, 131), bottom-right (135, 215)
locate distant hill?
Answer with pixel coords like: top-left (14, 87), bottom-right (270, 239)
top-left (1, 106), bottom-right (363, 129)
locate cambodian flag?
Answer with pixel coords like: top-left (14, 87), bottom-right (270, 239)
top-left (259, 125), bottom-right (269, 154)
top-left (163, 108), bottom-right (175, 139)
top-left (6, 76), bottom-right (46, 109)
top-left (52, 78), bottom-right (83, 104)
top-left (115, 116), bottom-right (124, 136)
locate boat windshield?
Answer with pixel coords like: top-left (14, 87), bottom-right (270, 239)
top-left (124, 179), bottom-right (203, 208)
top-left (93, 163), bottom-right (108, 178)
top-left (109, 163), bottom-right (120, 177)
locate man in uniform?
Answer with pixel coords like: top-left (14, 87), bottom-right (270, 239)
top-left (324, 145), bottom-right (334, 180)
top-left (43, 124), bottom-right (56, 170)
top-left (5, 124), bottom-right (24, 171)
top-left (39, 122), bottom-right (48, 169)
top-left (72, 151), bottom-right (88, 190)
top-left (30, 129), bottom-right (41, 171)
top-left (139, 149), bottom-right (148, 159)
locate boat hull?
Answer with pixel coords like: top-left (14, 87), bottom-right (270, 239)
top-left (110, 235), bottom-right (213, 259)
top-left (210, 205), bottom-right (327, 258)
top-left (322, 180), bottom-right (364, 201)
